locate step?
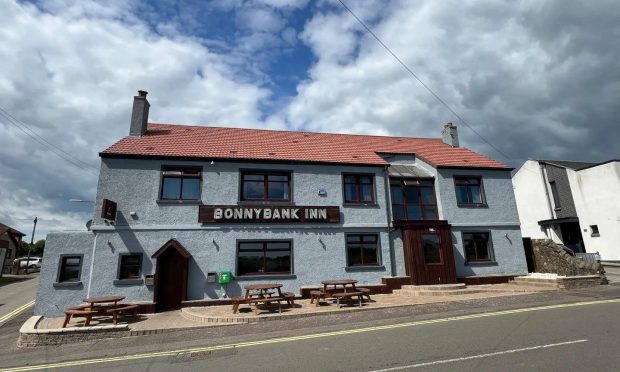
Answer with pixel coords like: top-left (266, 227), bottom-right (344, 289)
top-left (400, 283), bottom-right (467, 291)
top-left (394, 289), bottom-right (480, 297)
top-left (512, 277), bottom-right (559, 284)
top-left (508, 280), bottom-right (559, 288)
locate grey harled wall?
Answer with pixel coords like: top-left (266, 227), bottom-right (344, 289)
top-left (35, 232), bottom-right (94, 316)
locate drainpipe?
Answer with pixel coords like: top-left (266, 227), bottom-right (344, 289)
top-left (86, 232), bottom-right (98, 297)
top-left (383, 165), bottom-right (397, 277)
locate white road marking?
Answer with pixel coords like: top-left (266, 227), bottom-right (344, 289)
top-left (369, 339), bottom-right (589, 371)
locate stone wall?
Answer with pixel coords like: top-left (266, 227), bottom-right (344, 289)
top-left (532, 239), bottom-right (606, 281)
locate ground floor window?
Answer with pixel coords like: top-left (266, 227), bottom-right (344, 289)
top-left (58, 255), bottom-right (82, 282)
top-left (346, 234), bottom-right (380, 267)
top-left (237, 241), bottom-right (292, 276)
top-left (463, 232), bottom-right (492, 262)
top-left (118, 254), bottom-right (142, 279)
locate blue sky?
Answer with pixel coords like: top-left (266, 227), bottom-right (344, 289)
top-left (1, 0), bottom-right (619, 239)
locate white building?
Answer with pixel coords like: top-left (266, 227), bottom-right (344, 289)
top-left (512, 159), bottom-right (620, 261)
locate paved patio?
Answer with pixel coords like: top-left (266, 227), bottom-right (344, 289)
top-left (36, 283), bottom-right (554, 331)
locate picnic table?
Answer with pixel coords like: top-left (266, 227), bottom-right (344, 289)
top-left (232, 283), bottom-right (295, 314)
top-left (310, 279), bottom-right (369, 307)
top-left (63, 295), bottom-right (138, 328)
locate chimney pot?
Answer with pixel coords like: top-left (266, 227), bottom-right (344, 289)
top-left (441, 122), bottom-right (459, 147)
top-left (129, 90), bottom-right (150, 136)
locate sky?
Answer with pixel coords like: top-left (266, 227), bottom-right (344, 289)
top-left (1, 0), bottom-right (619, 240)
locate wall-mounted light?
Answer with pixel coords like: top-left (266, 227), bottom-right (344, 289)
top-left (318, 188), bottom-right (327, 196)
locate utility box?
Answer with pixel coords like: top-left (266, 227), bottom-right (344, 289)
top-left (217, 270), bottom-right (232, 284)
top-left (144, 274), bottom-right (155, 286)
top-left (207, 272), bottom-right (217, 283)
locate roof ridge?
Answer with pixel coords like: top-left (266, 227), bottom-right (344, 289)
top-left (147, 122), bottom-right (443, 142)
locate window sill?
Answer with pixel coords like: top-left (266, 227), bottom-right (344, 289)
top-left (113, 278), bottom-right (144, 286)
top-left (342, 203), bottom-right (379, 208)
top-left (591, 234), bottom-right (600, 237)
top-left (157, 199), bottom-right (202, 205)
top-left (457, 203), bottom-right (488, 208)
top-left (53, 281), bottom-right (83, 288)
top-left (236, 274), bottom-right (297, 281)
top-left (345, 265), bottom-right (385, 272)
top-left (465, 261), bottom-right (498, 266)
top-left (237, 201), bottom-right (295, 206)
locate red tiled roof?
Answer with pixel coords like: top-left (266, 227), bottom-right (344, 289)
top-left (100, 123), bottom-right (509, 169)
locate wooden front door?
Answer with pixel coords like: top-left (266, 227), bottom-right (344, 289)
top-left (153, 239), bottom-right (191, 312)
top-left (400, 221), bottom-right (457, 285)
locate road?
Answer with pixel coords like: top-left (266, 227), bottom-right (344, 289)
top-left (1, 295), bottom-right (619, 371)
top-left (0, 275), bottom-right (37, 327)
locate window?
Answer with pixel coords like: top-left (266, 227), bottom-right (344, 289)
top-left (241, 171), bottom-right (291, 201)
top-left (463, 232), bottom-right (492, 262)
top-left (58, 256), bottom-right (82, 283)
top-left (119, 254), bottom-right (142, 279)
top-left (346, 234), bottom-right (380, 266)
top-left (343, 174), bottom-right (375, 204)
top-left (237, 241), bottom-right (292, 276)
top-left (390, 179), bottom-right (438, 220)
top-left (454, 177), bottom-right (485, 206)
top-left (422, 234), bottom-right (442, 264)
top-left (160, 167), bottom-right (201, 200)
top-left (549, 181), bottom-right (561, 209)
top-left (590, 225), bottom-right (600, 237)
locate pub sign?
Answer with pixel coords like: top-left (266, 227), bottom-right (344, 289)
top-left (199, 205), bottom-right (340, 224)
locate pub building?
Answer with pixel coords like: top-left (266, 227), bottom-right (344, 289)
top-left (35, 91), bottom-right (528, 316)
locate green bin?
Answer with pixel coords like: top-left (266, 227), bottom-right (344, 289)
top-left (217, 270), bottom-right (232, 284)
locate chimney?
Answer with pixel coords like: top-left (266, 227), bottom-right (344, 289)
top-left (129, 90), bottom-right (150, 136)
top-left (441, 122), bottom-right (459, 147)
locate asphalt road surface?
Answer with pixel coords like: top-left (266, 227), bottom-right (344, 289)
top-left (2, 297), bottom-right (619, 371)
top-left (0, 276), bottom-right (37, 327)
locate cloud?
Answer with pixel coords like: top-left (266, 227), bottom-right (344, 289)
top-left (1, 0), bottom-right (619, 240)
top-left (282, 0), bottom-right (620, 164)
top-left (0, 0), bottom-right (272, 238)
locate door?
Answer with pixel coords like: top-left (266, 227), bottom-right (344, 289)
top-left (153, 239), bottom-right (191, 312)
top-left (401, 221), bottom-right (457, 285)
top-left (560, 222), bottom-right (585, 253)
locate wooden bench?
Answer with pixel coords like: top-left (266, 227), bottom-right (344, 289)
top-left (309, 290), bottom-right (325, 307)
top-left (332, 291), bottom-right (363, 308)
top-left (231, 296), bottom-right (247, 314)
top-left (105, 304), bottom-right (139, 325)
top-left (63, 307), bottom-right (97, 328)
top-left (357, 287), bottom-right (372, 301)
top-left (248, 296), bottom-right (284, 314)
top-left (282, 292), bottom-right (296, 306)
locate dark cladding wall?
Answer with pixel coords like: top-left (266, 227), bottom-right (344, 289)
top-left (544, 164), bottom-right (577, 218)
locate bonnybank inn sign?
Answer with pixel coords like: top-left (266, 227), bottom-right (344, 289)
top-left (199, 205), bottom-right (341, 223)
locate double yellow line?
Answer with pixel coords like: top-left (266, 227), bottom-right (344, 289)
top-left (1, 298), bottom-right (619, 371)
top-left (0, 300), bottom-right (35, 325)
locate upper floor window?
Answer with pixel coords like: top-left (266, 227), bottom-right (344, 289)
top-left (160, 167), bottom-right (201, 200)
top-left (343, 174), bottom-right (375, 204)
top-left (118, 254), bottom-right (142, 280)
top-left (390, 179), bottom-right (438, 220)
top-left (241, 171), bottom-right (291, 201)
top-left (463, 232), bottom-right (492, 262)
top-left (58, 255), bottom-right (82, 283)
top-left (549, 181), bottom-right (561, 209)
top-left (454, 176), bottom-right (486, 206)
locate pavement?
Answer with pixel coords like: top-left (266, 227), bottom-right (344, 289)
top-left (0, 284), bottom-right (619, 371)
top-left (37, 284), bottom-right (550, 330)
top-left (0, 275), bottom-right (38, 327)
